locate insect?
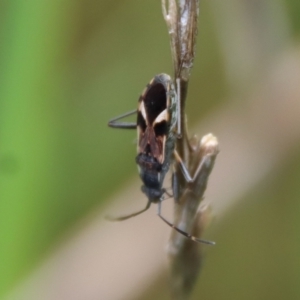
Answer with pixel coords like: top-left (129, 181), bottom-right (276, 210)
top-left (106, 73), bottom-right (214, 245)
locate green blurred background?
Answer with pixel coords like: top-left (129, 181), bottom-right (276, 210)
top-left (0, 0), bottom-right (300, 299)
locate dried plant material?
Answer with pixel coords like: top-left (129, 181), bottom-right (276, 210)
top-left (168, 134), bottom-right (219, 299)
top-left (168, 203), bottom-right (215, 299)
top-left (170, 134), bottom-right (219, 251)
top-left (162, 0), bottom-right (199, 81)
top-left (162, 1), bottom-right (219, 299)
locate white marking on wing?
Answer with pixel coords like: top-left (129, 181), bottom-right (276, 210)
top-left (139, 101), bottom-right (147, 124)
top-left (154, 109), bottom-right (168, 125)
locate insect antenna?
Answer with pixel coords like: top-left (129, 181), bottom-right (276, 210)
top-left (105, 200), bottom-right (151, 221)
top-left (157, 201), bottom-right (215, 245)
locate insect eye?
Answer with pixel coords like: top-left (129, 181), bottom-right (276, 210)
top-left (154, 121), bottom-right (167, 136)
top-left (137, 112), bottom-right (147, 132)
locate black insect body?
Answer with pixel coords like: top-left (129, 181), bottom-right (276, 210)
top-left (107, 74), bottom-right (214, 245)
top-left (136, 75), bottom-right (177, 203)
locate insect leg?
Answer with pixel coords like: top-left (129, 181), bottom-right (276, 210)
top-left (105, 200), bottom-right (151, 221)
top-left (108, 109), bottom-right (137, 129)
top-left (162, 188), bottom-right (172, 199)
top-left (171, 169), bottom-right (180, 202)
top-left (174, 149), bottom-right (212, 183)
top-left (157, 200), bottom-right (215, 245)
top-left (176, 78), bottom-right (182, 138)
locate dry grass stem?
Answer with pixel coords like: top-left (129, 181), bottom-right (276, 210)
top-left (162, 1), bottom-right (219, 299)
